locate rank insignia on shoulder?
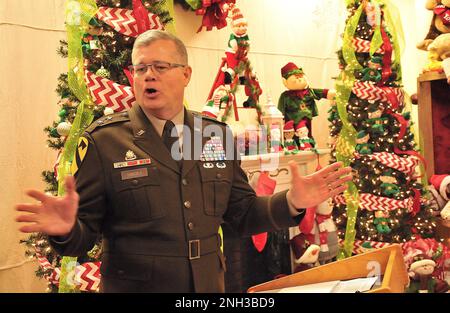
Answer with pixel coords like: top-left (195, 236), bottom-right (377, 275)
top-left (71, 137), bottom-right (89, 176)
top-left (125, 150), bottom-right (137, 161)
top-left (200, 136), bottom-right (226, 162)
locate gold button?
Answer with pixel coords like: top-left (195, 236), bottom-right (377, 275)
top-left (188, 222), bottom-right (194, 230)
top-left (184, 201), bottom-right (191, 209)
top-left (132, 179), bottom-right (139, 185)
top-left (182, 178), bottom-right (188, 186)
top-left (216, 173), bottom-right (222, 179)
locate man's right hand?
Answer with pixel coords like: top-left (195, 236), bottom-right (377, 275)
top-left (15, 176), bottom-right (79, 236)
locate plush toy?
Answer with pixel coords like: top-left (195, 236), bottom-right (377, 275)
top-left (298, 200), bottom-right (339, 264)
top-left (374, 210), bottom-right (391, 234)
top-left (367, 102), bottom-right (388, 135)
top-left (360, 56), bottom-right (383, 83)
top-left (82, 18), bottom-right (103, 55)
top-left (278, 62), bottom-right (335, 137)
top-left (380, 169), bottom-right (400, 197)
top-left (283, 120), bottom-right (299, 154)
top-left (269, 125), bottom-right (283, 153)
top-left (406, 254), bottom-right (450, 293)
top-left (202, 85), bottom-right (232, 119)
top-left (242, 70), bottom-right (263, 108)
top-left (417, 0), bottom-right (450, 51)
top-left (223, 4), bottom-right (250, 84)
top-left (429, 174), bottom-right (450, 220)
top-left (295, 120), bottom-right (316, 151)
top-left (355, 130), bottom-right (374, 155)
top-left (428, 33), bottom-right (450, 83)
top-left (289, 234), bottom-right (320, 273)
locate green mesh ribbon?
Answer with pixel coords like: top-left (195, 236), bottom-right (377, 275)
top-left (161, 0), bottom-right (176, 35)
top-left (335, 2), bottom-right (364, 260)
top-left (57, 0), bottom-right (98, 293)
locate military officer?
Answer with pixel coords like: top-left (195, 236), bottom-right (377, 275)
top-left (16, 30), bottom-right (352, 293)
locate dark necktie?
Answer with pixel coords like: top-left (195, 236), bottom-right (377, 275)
top-left (162, 120), bottom-right (181, 161)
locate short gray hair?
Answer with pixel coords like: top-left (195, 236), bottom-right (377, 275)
top-left (132, 30), bottom-right (188, 64)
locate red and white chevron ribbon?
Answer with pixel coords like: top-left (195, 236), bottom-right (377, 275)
top-left (75, 261), bottom-right (101, 292)
top-left (352, 81), bottom-right (404, 105)
top-left (85, 71), bottom-right (135, 112)
top-left (96, 7), bottom-right (163, 38)
top-left (35, 247), bottom-right (101, 291)
top-left (356, 152), bottom-right (420, 176)
top-left (333, 193), bottom-right (413, 211)
top-left (339, 238), bottom-right (396, 254)
top-left (352, 38), bottom-right (385, 54)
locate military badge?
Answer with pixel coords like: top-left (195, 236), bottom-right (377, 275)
top-left (200, 136), bottom-right (226, 162)
top-left (71, 137), bottom-right (89, 175)
top-left (125, 150), bottom-right (137, 161)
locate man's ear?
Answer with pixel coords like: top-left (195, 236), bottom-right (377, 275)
top-left (282, 77), bottom-right (288, 88)
top-left (183, 66), bottom-right (192, 87)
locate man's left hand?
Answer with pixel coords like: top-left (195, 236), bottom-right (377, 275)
top-left (287, 161), bottom-right (352, 209)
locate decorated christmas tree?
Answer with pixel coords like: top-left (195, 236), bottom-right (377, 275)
top-left (329, 0), bottom-right (440, 259)
top-left (20, 0), bottom-right (173, 293)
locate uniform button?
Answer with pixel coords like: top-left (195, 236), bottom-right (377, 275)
top-left (216, 173), bottom-right (222, 179)
top-left (132, 179), bottom-right (139, 185)
top-left (188, 222), bottom-right (194, 230)
top-left (182, 178), bottom-right (188, 186)
top-left (117, 270), bottom-right (125, 276)
top-left (184, 201), bottom-right (191, 209)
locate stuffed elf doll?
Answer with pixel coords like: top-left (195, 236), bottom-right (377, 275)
top-left (295, 120), bottom-right (316, 151)
top-left (278, 62), bottom-right (335, 133)
top-left (202, 85), bottom-right (231, 119)
top-left (380, 169), bottom-right (400, 197)
top-left (355, 130), bottom-right (374, 155)
top-left (283, 120), bottom-right (299, 154)
top-left (367, 103), bottom-right (388, 135)
top-left (360, 55), bottom-right (383, 83)
top-left (224, 5), bottom-right (250, 84)
top-left (82, 18), bottom-right (103, 55)
top-left (373, 210), bottom-right (391, 234)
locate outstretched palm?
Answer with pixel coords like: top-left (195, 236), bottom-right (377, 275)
top-left (16, 176), bottom-right (79, 236)
top-left (288, 161), bottom-right (352, 209)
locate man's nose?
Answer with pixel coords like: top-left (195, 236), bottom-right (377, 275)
top-left (143, 66), bottom-right (157, 81)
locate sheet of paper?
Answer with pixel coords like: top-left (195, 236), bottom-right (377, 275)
top-left (263, 281), bottom-right (341, 293)
top-left (331, 277), bottom-right (379, 293)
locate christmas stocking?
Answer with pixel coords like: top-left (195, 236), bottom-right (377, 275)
top-left (250, 172), bottom-right (276, 252)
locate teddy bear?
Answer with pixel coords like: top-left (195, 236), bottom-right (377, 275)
top-left (427, 33), bottom-right (450, 83)
top-left (417, 0), bottom-right (450, 51)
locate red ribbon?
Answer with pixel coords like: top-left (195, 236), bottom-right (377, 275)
top-left (132, 0), bottom-right (151, 34)
top-left (123, 68), bottom-right (134, 87)
top-left (434, 5), bottom-right (450, 26)
top-left (385, 109), bottom-right (427, 171)
top-left (410, 188), bottom-right (421, 217)
top-left (379, 25), bottom-right (393, 86)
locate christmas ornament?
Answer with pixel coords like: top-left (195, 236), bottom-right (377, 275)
top-left (355, 130), bottom-right (374, 155)
top-left (373, 210), bottom-right (391, 234)
top-left (82, 18), bottom-right (103, 54)
top-left (380, 169), bottom-right (400, 197)
top-left (96, 65), bottom-right (110, 79)
top-left (56, 122), bottom-right (72, 137)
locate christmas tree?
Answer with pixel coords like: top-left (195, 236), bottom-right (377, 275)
top-left (329, 0), bottom-right (438, 258)
top-left (20, 0), bottom-right (173, 292)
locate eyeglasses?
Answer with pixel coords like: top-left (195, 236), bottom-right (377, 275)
top-left (128, 61), bottom-right (186, 76)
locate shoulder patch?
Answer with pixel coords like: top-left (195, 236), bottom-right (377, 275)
top-left (71, 136), bottom-right (89, 176)
top-left (85, 110), bottom-right (130, 133)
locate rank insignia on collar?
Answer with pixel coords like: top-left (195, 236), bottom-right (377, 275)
top-left (200, 136), bottom-right (226, 162)
top-left (125, 150), bottom-right (137, 161)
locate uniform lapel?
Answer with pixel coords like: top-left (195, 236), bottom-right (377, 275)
top-left (128, 104), bottom-right (180, 174)
top-left (181, 110), bottom-right (207, 177)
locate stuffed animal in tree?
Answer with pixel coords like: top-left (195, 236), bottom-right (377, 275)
top-left (278, 62), bottom-right (335, 137)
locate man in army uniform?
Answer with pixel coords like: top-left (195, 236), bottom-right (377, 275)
top-left (16, 30), bottom-right (352, 293)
